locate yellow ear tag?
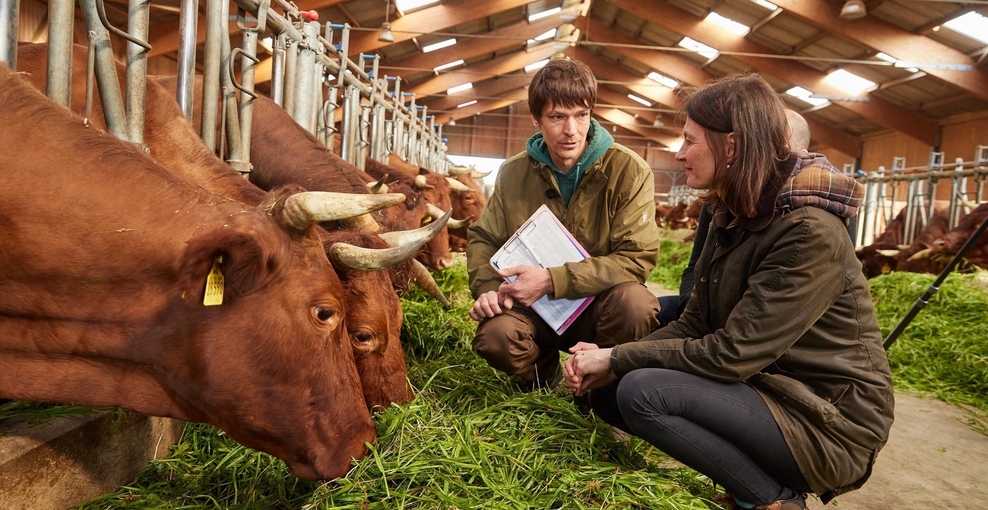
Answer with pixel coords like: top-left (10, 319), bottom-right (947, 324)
top-left (203, 256), bottom-right (225, 306)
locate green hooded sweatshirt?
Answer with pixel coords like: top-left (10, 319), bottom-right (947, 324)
top-left (526, 118), bottom-right (614, 206)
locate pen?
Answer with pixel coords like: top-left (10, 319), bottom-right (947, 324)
top-left (518, 237), bottom-right (546, 268)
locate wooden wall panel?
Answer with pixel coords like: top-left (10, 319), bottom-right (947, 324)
top-left (817, 148), bottom-right (855, 173)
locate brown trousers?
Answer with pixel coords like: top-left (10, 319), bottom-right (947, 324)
top-left (471, 282), bottom-right (660, 383)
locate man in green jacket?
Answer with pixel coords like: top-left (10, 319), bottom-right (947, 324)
top-left (466, 58), bottom-right (661, 391)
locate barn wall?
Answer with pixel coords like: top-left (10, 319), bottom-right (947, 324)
top-left (817, 148), bottom-right (855, 173)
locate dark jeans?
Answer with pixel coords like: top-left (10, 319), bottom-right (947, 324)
top-left (589, 368), bottom-right (813, 505)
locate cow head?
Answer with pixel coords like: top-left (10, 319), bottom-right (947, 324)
top-left (446, 174), bottom-right (486, 252)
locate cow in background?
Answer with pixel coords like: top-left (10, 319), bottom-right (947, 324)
top-left (0, 67), bottom-right (374, 481)
top-left (897, 202), bottom-right (988, 275)
top-left (368, 156), bottom-right (468, 272)
top-left (446, 167), bottom-right (488, 252)
top-left (17, 43), bottom-right (419, 411)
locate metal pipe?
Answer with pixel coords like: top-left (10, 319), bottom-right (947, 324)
top-left (0, 0), bottom-right (17, 69)
top-left (176, 0), bottom-right (199, 119)
top-left (291, 20), bottom-right (318, 133)
top-left (200, 0), bottom-right (225, 152)
top-left (46, 0), bottom-right (74, 107)
top-left (79, 0), bottom-right (128, 141)
top-left (271, 32), bottom-right (286, 106)
top-left (126, 0), bottom-right (151, 147)
top-left (220, 13), bottom-right (247, 171)
top-left (282, 37), bottom-right (297, 114)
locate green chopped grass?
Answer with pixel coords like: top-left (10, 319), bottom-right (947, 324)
top-left (647, 239), bottom-right (693, 291)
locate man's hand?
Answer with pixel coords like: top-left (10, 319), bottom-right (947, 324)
top-left (497, 265), bottom-right (554, 307)
top-left (469, 290), bottom-right (513, 322)
top-left (564, 343), bottom-right (615, 396)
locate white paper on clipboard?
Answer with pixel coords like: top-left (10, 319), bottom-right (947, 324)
top-left (489, 205), bottom-right (594, 334)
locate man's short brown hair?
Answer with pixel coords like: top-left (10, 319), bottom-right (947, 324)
top-left (528, 58), bottom-right (597, 119)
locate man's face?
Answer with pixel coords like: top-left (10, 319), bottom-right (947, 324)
top-left (531, 103), bottom-right (592, 173)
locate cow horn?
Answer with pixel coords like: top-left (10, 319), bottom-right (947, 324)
top-left (907, 248), bottom-right (933, 261)
top-left (446, 216), bottom-right (473, 230)
top-left (341, 213), bottom-right (384, 234)
top-left (446, 176), bottom-right (473, 192)
top-left (367, 174), bottom-right (389, 194)
top-left (470, 169), bottom-right (491, 179)
top-left (875, 249), bottom-right (900, 258)
top-left (329, 241), bottom-right (420, 271)
top-left (426, 203), bottom-right (447, 221)
top-left (447, 165), bottom-right (473, 176)
top-left (281, 192), bottom-right (406, 230)
top-left (410, 259), bottom-right (451, 307)
top-left (379, 208), bottom-right (451, 248)
top-left (961, 197), bottom-right (981, 210)
top-left (415, 175), bottom-right (434, 190)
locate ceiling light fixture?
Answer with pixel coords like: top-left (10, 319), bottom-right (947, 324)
top-left (839, 0), bottom-right (866, 20)
top-left (378, 0), bottom-right (394, 43)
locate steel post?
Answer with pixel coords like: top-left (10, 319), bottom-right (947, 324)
top-left (0, 0), bottom-right (18, 69)
top-left (46, 0), bottom-right (75, 107)
top-left (175, 0), bottom-right (199, 119)
top-left (79, 0), bottom-right (128, 141)
top-left (125, 0), bottom-right (151, 146)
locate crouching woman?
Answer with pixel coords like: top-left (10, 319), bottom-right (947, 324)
top-left (564, 73), bottom-right (894, 510)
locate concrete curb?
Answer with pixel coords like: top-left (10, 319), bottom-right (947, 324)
top-left (0, 410), bottom-right (183, 510)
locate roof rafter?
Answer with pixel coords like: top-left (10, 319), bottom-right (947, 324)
top-left (605, 0), bottom-right (938, 145)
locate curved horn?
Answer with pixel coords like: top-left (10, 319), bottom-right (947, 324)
top-left (415, 174), bottom-right (434, 190)
top-left (367, 174), bottom-right (389, 194)
top-left (961, 197), bottom-right (981, 210)
top-left (470, 169), bottom-right (491, 179)
top-left (907, 248), bottom-right (933, 262)
top-left (410, 259), bottom-right (451, 307)
top-left (329, 241), bottom-right (421, 271)
top-left (379, 209), bottom-right (451, 248)
top-left (447, 165), bottom-right (473, 176)
top-left (446, 216), bottom-right (473, 230)
top-left (446, 176), bottom-right (473, 192)
top-left (281, 192), bottom-right (405, 230)
top-left (875, 249), bottom-right (901, 258)
top-left (426, 203), bottom-right (447, 221)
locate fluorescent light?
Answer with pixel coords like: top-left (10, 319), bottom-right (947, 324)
top-left (943, 11), bottom-right (988, 45)
top-left (528, 6), bottom-right (561, 22)
top-left (447, 83), bottom-right (473, 95)
top-left (786, 86), bottom-right (829, 107)
top-left (824, 69), bottom-right (876, 95)
top-left (875, 52), bottom-right (918, 73)
top-left (627, 94), bottom-right (652, 107)
top-left (705, 12), bottom-right (749, 36)
top-left (679, 37), bottom-right (719, 60)
top-left (423, 38), bottom-right (456, 53)
top-left (750, 0), bottom-right (778, 10)
top-left (530, 28), bottom-right (557, 43)
top-left (259, 36), bottom-right (273, 52)
top-left (433, 59), bottom-right (465, 72)
top-left (395, 0), bottom-right (439, 11)
top-left (667, 138), bottom-right (684, 152)
top-left (647, 71), bottom-right (679, 89)
top-left (456, 99), bottom-right (478, 109)
top-left (525, 59), bottom-right (550, 73)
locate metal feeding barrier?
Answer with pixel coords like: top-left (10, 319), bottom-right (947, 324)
top-left (851, 147), bottom-right (988, 248)
top-left (0, 0), bottom-right (449, 175)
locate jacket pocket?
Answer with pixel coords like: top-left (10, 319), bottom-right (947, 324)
top-left (752, 372), bottom-right (843, 428)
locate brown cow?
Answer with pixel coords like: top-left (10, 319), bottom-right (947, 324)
top-left (446, 172), bottom-right (487, 252)
top-left (367, 157), bottom-right (458, 271)
top-left (0, 67), bottom-right (374, 481)
top-left (856, 203), bottom-right (948, 278)
top-left (893, 207), bottom-right (953, 274)
top-left (898, 203), bottom-right (988, 275)
top-left (17, 43), bottom-right (417, 411)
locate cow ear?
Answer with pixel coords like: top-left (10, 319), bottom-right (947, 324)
top-left (178, 230), bottom-right (275, 304)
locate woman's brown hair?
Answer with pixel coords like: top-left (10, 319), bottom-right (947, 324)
top-left (528, 58), bottom-right (597, 119)
top-left (684, 73), bottom-right (790, 218)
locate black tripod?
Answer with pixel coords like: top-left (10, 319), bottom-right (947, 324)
top-left (883, 210), bottom-right (988, 350)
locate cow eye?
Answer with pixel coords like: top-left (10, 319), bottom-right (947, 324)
top-left (354, 331), bottom-right (373, 343)
top-left (315, 307), bottom-right (334, 321)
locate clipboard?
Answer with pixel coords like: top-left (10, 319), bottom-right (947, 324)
top-left (490, 205), bottom-right (594, 334)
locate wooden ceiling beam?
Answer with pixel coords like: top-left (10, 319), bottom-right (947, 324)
top-left (381, 4), bottom-right (583, 80)
top-left (605, 0), bottom-right (938, 145)
top-left (593, 87), bottom-right (681, 147)
top-left (770, 0), bottom-right (988, 104)
top-left (420, 74), bottom-right (531, 112)
top-left (434, 88), bottom-right (529, 124)
top-left (405, 43), bottom-right (560, 97)
top-left (347, 0), bottom-right (533, 56)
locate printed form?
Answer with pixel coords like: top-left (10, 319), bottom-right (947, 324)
top-left (490, 205), bottom-right (594, 334)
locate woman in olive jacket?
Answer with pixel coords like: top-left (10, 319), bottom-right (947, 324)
top-left (564, 74), bottom-right (894, 510)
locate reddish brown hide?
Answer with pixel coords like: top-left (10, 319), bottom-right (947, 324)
top-left (447, 173), bottom-right (486, 252)
top-left (17, 43), bottom-right (411, 414)
top-left (0, 67), bottom-right (375, 481)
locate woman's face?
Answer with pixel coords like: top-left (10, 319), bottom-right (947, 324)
top-left (675, 117), bottom-right (719, 190)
